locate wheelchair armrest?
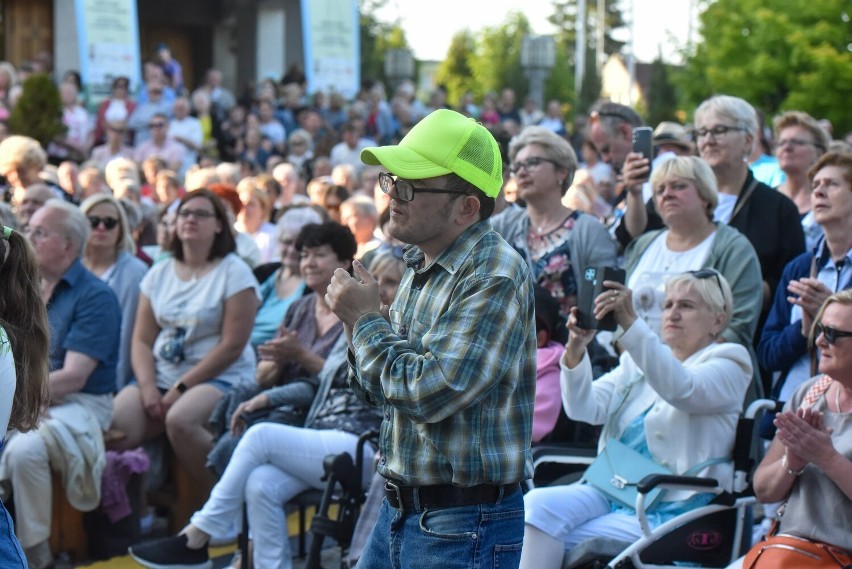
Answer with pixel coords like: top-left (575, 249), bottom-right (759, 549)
top-left (531, 444), bottom-right (597, 467)
top-left (637, 474), bottom-right (719, 494)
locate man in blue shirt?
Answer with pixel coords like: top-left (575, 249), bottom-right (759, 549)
top-left (1, 199), bottom-right (120, 569)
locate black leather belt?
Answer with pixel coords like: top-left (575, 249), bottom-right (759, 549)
top-left (383, 479), bottom-right (520, 511)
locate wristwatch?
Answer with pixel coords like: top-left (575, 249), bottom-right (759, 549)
top-left (174, 380), bottom-right (188, 394)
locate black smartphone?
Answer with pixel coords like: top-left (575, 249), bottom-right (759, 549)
top-left (632, 126), bottom-right (654, 162)
top-left (576, 266), bottom-right (627, 331)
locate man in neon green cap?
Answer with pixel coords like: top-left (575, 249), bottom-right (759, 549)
top-left (326, 108), bottom-right (536, 568)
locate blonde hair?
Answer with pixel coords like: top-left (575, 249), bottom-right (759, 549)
top-left (650, 156), bottom-right (719, 220)
top-left (80, 193), bottom-right (136, 254)
top-left (368, 248), bottom-right (406, 281)
top-left (773, 111), bottom-right (831, 154)
top-left (0, 135), bottom-right (46, 174)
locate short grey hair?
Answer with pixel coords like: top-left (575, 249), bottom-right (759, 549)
top-left (41, 199), bottom-right (90, 257)
top-left (694, 95), bottom-right (758, 153)
top-left (667, 269), bottom-right (734, 333)
top-left (276, 205), bottom-right (323, 236)
top-left (508, 126), bottom-right (578, 194)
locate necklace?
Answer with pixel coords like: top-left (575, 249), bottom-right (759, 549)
top-left (531, 211), bottom-right (573, 236)
top-left (837, 384), bottom-right (843, 413)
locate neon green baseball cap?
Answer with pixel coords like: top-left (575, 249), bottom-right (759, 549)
top-left (360, 109), bottom-right (503, 198)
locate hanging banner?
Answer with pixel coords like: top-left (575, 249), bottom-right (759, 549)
top-left (301, 0), bottom-right (360, 99)
top-left (76, 0), bottom-right (142, 108)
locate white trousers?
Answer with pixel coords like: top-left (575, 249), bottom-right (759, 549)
top-left (1, 393), bottom-right (112, 548)
top-left (524, 483), bottom-right (646, 548)
top-left (190, 423), bottom-right (372, 569)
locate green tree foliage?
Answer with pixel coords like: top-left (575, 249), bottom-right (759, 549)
top-left (359, 0), bottom-right (412, 86)
top-left (472, 12), bottom-right (532, 102)
top-left (680, 0), bottom-right (852, 134)
top-left (434, 31), bottom-right (478, 106)
top-left (548, 0), bottom-right (627, 58)
top-left (544, 40), bottom-right (575, 109)
top-left (8, 74), bottom-right (64, 148)
top-left (576, 48), bottom-right (602, 115)
top-left (646, 55), bottom-right (680, 127)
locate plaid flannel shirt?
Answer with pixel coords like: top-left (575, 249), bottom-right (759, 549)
top-left (349, 220), bottom-right (536, 486)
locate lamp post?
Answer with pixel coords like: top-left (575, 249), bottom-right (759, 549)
top-left (521, 35), bottom-right (556, 111)
top-left (384, 48), bottom-right (415, 91)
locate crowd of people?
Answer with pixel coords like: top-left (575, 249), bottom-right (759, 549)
top-left (0, 51), bottom-right (849, 569)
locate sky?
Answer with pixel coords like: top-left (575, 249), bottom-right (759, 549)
top-left (376, 0), bottom-right (698, 64)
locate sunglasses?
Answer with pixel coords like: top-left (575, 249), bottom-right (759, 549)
top-left (378, 172), bottom-right (467, 203)
top-left (148, 122), bottom-right (167, 129)
top-left (88, 215), bottom-right (119, 230)
top-left (815, 322), bottom-right (852, 345)
top-left (687, 269), bottom-right (726, 311)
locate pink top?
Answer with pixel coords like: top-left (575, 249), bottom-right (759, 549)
top-left (533, 341), bottom-right (565, 442)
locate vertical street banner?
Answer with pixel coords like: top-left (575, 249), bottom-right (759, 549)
top-left (75, 0), bottom-right (142, 108)
top-left (301, 0), bottom-right (360, 99)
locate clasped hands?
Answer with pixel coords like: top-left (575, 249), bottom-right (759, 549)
top-left (257, 329), bottom-right (304, 364)
top-left (774, 406), bottom-right (836, 472)
top-left (325, 260), bottom-right (387, 328)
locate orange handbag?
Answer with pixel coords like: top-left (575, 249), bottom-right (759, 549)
top-left (743, 533), bottom-right (852, 568)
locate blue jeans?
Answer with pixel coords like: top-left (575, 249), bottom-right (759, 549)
top-left (0, 501), bottom-right (26, 568)
top-left (356, 487), bottom-right (524, 569)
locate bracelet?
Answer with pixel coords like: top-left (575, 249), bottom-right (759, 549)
top-left (782, 453), bottom-right (805, 477)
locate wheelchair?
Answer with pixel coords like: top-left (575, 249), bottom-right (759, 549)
top-left (529, 399), bottom-right (777, 569)
top-left (238, 430), bottom-right (377, 569)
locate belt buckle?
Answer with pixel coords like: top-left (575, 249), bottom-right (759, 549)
top-left (385, 480), bottom-right (405, 510)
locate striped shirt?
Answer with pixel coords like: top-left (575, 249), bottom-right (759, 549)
top-left (349, 220), bottom-right (536, 486)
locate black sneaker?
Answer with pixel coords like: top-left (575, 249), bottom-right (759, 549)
top-left (128, 534), bottom-right (212, 569)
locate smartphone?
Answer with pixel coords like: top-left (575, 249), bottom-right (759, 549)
top-left (576, 266), bottom-right (627, 331)
top-left (632, 126), bottom-right (654, 162)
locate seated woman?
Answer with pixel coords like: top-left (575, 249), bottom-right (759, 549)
top-left (129, 253), bottom-right (389, 569)
top-left (254, 222), bottom-right (357, 388)
top-left (520, 271), bottom-right (752, 569)
top-left (746, 290), bottom-right (852, 564)
top-left (250, 206), bottom-right (323, 350)
top-left (235, 177), bottom-right (279, 264)
top-left (80, 193), bottom-right (149, 389)
top-left (107, 189), bottom-right (260, 494)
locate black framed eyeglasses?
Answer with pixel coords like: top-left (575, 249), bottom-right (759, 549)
top-left (687, 269), bottom-right (726, 311)
top-left (177, 208), bottom-right (216, 219)
top-left (695, 125), bottom-right (745, 140)
top-left (815, 322), bottom-right (852, 345)
top-left (509, 156), bottom-right (559, 175)
top-left (378, 172), bottom-right (467, 202)
top-left (88, 215), bottom-right (119, 230)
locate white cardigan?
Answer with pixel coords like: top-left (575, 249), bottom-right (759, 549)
top-left (562, 318), bottom-right (752, 498)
